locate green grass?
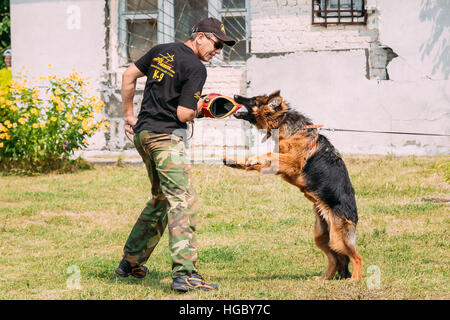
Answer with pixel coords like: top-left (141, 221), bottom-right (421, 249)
top-left (0, 155), bottom-right (449, 299)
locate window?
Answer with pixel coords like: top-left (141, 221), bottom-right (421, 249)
top-left (312, 0), bottom-right (367, 26)
top-left (118, 0), bottom-right (249, 65)
top-left (119, 0), bottom-right (159, 63)
top-left (219, 0), bottom-right (248, 63)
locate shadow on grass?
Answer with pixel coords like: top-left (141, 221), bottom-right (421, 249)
top-left (82, 265), bottom-right (173, 290)
top-left (215, 272), bottom-right (322, 282)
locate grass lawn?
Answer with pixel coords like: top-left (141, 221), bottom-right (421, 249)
top-left (0, 155), bottom-right (449, 300)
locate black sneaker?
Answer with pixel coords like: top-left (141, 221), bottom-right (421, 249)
top-left (171, 273), bottom-right (219, 292)
top-left (115, 258), bottom-right (148, 278)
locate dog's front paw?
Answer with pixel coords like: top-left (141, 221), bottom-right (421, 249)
top-left (223, 157), bottom-right (246, 169)
top-left (245, 157), bottom-right (260, 167)
top-left (223, 157), bottom-right (237, 167)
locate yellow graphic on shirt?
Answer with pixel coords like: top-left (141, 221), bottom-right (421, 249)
top-left (160, 53), bottom-right (174, 63)
top-left (151, 52), bottom-right (176, 80)
top-left (194, 91), bottom-right (201, 100)
top-left (152, 69), bottom-right (164, 82)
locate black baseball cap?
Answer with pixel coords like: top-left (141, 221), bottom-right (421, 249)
top-left (192, 18), bottom-right (236, 46)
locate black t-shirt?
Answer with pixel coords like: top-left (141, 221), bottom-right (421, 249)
top-left (132, 42), bottom-right (207, 136)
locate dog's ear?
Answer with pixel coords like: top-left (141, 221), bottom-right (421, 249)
top-left (268, 90), bottom-right (281, 100)
top-left (255, 95), bottom-right (269, 106)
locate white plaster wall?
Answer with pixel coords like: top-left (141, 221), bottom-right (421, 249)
top-left (11, 0), bottom-right (106, 87)
top-left (378, 0), bottom-right (449, 81)
top-left (246, 50), bottom-right (450, 155)
top-left (11, 0), bottom-right (107, 149)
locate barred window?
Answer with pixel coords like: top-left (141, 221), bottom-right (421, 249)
top-left (312, 0), bottom-right (367, 25)
top-left (220, 0), bottom-right (248, 63)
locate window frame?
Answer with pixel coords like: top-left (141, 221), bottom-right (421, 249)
top-left (118, 0), bottom-right (250, 67)
top-left (312, 0), bottom-right (367, 26)
top-left (215, 0), bottom-right (250, 65)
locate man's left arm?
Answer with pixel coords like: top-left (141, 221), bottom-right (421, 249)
top-left (177, 66), bottom-right (207, 123)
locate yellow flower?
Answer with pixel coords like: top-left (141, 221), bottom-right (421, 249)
top-left (4, 120), bottom-right (11, 126)
top-left (18, 118), bottom-right (26, 125)
top-left (30, 108), bottom-right (38, 115)
top-left (78, 129), bottom-right (83, 134)
top-left (50, 116), bottom-right (57, 122)
top-left (12, 123), bottom-right (17, 128)
top-left (32, 123), bottom-right (39, 129)
top-left (0, 133), bottom-right (4, 139)
top-left (73, 147), bottom-right (77, 151)
top-left (48, 64), bottom-right (53, 68)
top-left (40, 122), bottom-right (46, 128)
top-left (56, 104), bottom-right (64, 112)
top-left (0, 142), bottom-right (3, 148)
top-left (54, 88), bottom-right (62, 95)
top-left (104, 121), bottom-right (110, 127)
top-left (83, 139), bottom-right (87, 144)
top-left (73, 119), bottom-right (78, 124)
top-left (24, 113), bottom-right (30, 118)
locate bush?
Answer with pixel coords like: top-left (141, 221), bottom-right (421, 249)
top-left (0, 68), bottom-right (109, 174)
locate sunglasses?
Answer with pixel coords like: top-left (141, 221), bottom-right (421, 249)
top-left (204, 33), bottom-right (224, 50)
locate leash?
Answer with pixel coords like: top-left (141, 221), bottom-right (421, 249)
top-left (301, 124), bottom-right (449, 137)
top-left (125, 127), bottom-right (134, 143)
top-left (300, 124), bottom-right (450, 156)
top-left (319, 127), bottom-right (450, 137)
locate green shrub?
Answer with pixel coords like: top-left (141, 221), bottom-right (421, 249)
top-left (0, 69), bottom-right (109, 174)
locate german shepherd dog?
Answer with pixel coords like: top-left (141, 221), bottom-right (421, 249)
top-left (224, 90), bottom-right (362, 281)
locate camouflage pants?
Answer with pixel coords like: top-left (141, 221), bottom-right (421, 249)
top-left (122, 130), bottom-right (198, 278)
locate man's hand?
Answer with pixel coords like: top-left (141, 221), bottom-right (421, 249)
top-left (121, 64), bottom-right (144, 135)
top-left (124, 115), bottom-right (137, 134)
top-left (196, 97), bottom-right (204, 118)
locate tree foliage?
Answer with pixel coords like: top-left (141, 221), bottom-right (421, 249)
top-left (0, 0), bottom-right (10, 69)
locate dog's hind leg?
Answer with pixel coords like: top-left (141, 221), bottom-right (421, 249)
top-left (328, 216), bottom-right (363, 281)
top-left (335, 254), bottom-right (351, 279)
top-left (313, 207), bottom-right (338, 280)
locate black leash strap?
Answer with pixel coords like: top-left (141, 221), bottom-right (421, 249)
top-left (320, 128), bottom-right (450, 137)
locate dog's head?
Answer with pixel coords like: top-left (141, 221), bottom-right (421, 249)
top-left (233, 90), bottom-right (285, 129)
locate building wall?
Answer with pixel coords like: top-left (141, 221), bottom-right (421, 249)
top-left (244, 0), bottom-right (449, 155)
top-left (11, 0), bottom-right (108, 149)
top-left (10, 0), bottom-right (449, 157)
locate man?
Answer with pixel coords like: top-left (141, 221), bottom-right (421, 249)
top-left (115, 18), bottom-right (235, 293)
top-left (3, 49), bottom-right (11, 68)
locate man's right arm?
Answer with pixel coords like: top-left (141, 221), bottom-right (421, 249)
top-left (121, 64), bottom-right (145, 134)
